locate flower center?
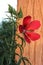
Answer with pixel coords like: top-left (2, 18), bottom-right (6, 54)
top-left (23, 29), bottom-right (26, 33)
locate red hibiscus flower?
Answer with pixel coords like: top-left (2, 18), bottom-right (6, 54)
top-left (19, 16), bottom-right (41, 43)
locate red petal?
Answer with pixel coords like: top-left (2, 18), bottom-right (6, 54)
top-left (19, 25), bottom-right (23, 33)
top-left (24, 34), bottom-right (30, 43)
top-left (25, 20), bottom-right (41, 30)
top-left (26, 32), bottom-right (40, 41)
top-left (23, 16), bottom-right (31, 26)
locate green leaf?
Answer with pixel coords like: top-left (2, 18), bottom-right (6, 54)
top-left (17, 8), bottom-right (23, 18)
top-left (8, 4), bottom-right (13, 14)
top-left (16, 34), bottom-right (26, 47)
top-left (9, 59), bottom-right (17, 65)
top-left (17, 57), bottom-right (22, 65)
top-left (13, 8), bottom-right (17, 16)
top-left (16, 44), bottom-right (23, 55)
top-left (22, 60), bottom-right (26, 65)
top-left (0, 55), bottom-right (4, 65)
top-left (15, 53), bottom-right (20, 57)
top-left (22, 57), bottom-right (32, 65)
top-left (8, 4), bottom-right (17, 16)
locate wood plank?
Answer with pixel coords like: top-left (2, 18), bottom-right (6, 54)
top-left (17, 0), bottom-right (43, 65)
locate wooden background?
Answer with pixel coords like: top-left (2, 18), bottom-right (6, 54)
top-left (17, 0), bottom-right (43, 65)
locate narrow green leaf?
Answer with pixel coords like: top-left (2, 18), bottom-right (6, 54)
top-left (17, 57), bottom-right (22, 65)
top-left (16, 44), bottom-right (23, 55)
top-left (8, 4), bottom-right (17, 16)
top-left (0, 55), bottom-right (4, 65)
top-left (22, 57), bottom-right (32, 65)
top-left (17, 8), bottom-right (23, 18)
top-left (16, 34), bottom-right (26, 46)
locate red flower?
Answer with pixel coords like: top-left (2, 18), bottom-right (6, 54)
top-left (19, 16), bottom-right (41, 43)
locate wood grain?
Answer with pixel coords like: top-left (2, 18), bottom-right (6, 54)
top-left (17, 0), bottom-right (43, 65)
